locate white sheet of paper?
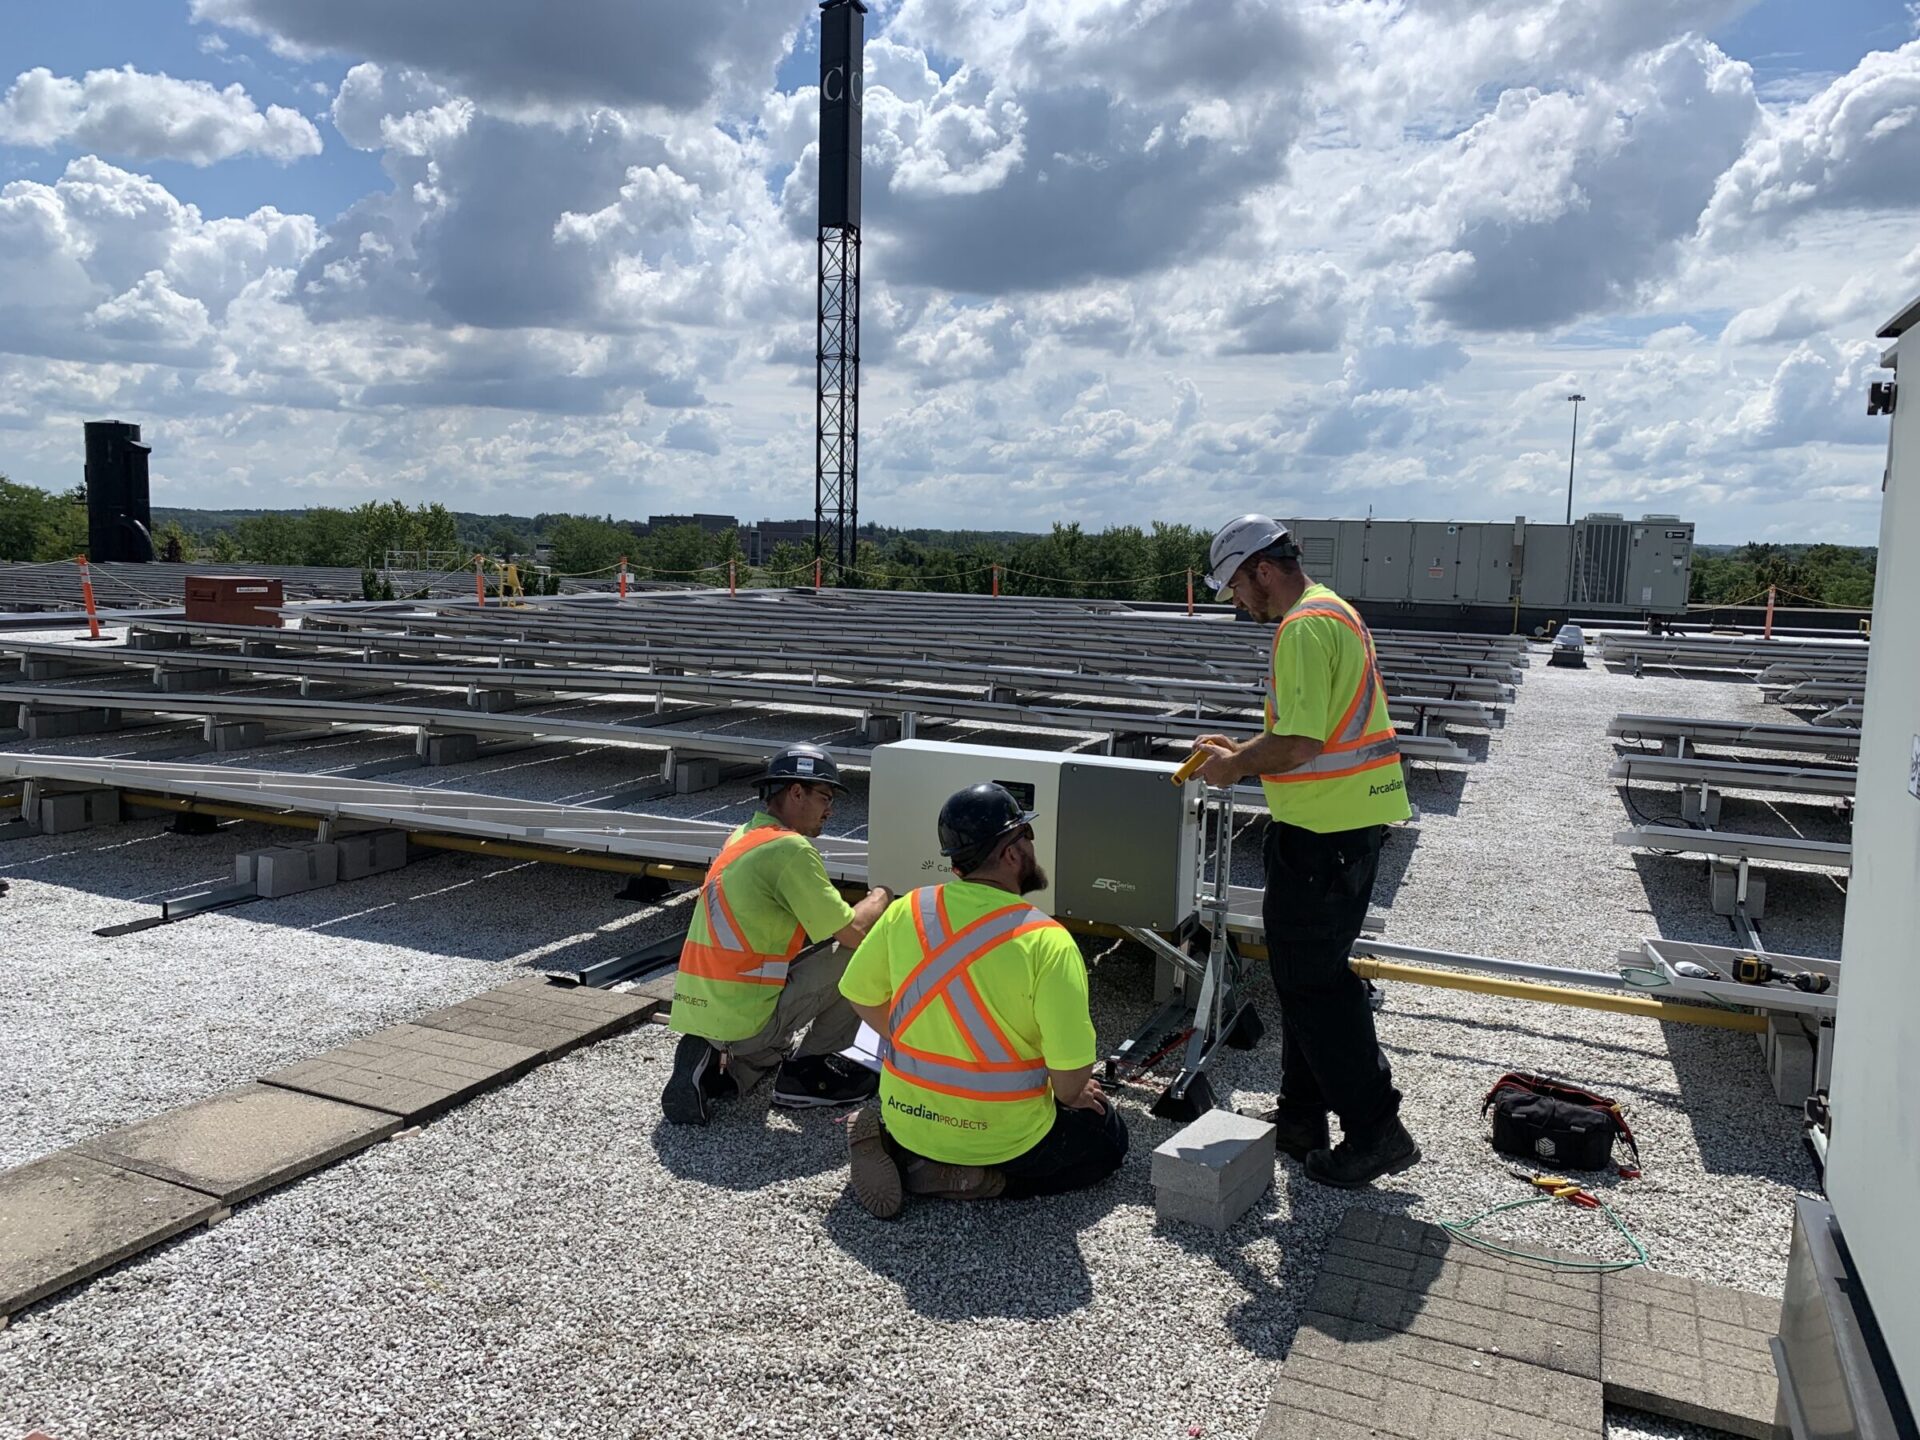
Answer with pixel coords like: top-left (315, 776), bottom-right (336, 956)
top-left (840, 1021), bottom-right (883, 1072)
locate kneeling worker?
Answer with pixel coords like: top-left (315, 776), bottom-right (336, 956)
top-left (662, 744), bottom-right (894, 1124)
top-left (839, 783), bottom-right (1128, 1218)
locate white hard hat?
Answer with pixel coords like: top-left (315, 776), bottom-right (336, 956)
top-left (1206, 514), bottom-right (1295, 599)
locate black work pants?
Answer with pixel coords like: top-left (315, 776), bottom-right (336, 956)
top-left (996, 1099), bottom-right (1130, 1200)
top-left (1261, 820), bottom-right (1401, 1137)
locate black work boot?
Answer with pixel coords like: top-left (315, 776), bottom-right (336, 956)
top-left (661, 1034), bottom-right (733, 1126)
top-left (1305, 1118), bottom-right (1420, 1189)
top-left (1256, 1104), bottom-right (1331, 1162)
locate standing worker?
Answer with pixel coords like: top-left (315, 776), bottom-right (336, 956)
top-left (662, 744), bottom-right (894, 1124)
top-left (1191, 515), bottom-right (1419, 1189)
top-left (838, 783), bottom-right (1128, 1219)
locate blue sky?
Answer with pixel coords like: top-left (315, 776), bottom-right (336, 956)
top-left (1, 1), bottom-right (1917, 542)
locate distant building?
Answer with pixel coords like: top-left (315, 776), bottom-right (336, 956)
top-left (646, 513), bottom-right (738, 537)
top-left (743, 518), bottom-right (818, 566)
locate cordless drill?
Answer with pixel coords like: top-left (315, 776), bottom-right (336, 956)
top-left (1729, 954), bottom-right (1832, 993)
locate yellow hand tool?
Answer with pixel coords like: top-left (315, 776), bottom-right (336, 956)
top-left (1170, 749), bottom-right (1212, 785)
top-left (1510, 1168), bottom-right (1601, 1208)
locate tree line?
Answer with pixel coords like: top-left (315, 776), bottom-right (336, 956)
top-left (1689, 543), bottom-right (1877, 609)
top-left (0, 474), bottom-right (1878, 609)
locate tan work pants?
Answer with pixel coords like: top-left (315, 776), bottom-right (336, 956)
top-left (721, 944), bottom-right (860, 1095)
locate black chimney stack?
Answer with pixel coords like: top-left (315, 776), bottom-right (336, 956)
top-left (84, 420), bottom-right (154, 563)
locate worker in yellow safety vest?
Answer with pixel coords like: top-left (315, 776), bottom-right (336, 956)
top-left (838, 782), bottom-right (1128, 1219)
top-left (662, 744), bottom-right (895, 1125)
top-left (1190, 515), bottom-right (1421, 1190)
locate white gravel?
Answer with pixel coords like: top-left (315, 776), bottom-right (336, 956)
top-left (0, 649), bottom-right (1832, 1438)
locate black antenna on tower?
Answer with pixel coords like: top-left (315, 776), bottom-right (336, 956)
top-left (815, 0), bottom-right (865, 584)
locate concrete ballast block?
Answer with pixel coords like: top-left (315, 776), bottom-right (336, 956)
top-left (1156, 1163), bottom-right (1272, 1232)
top-left (211, 721), bottom-right (269, 752)
top-left (1151, 1109), bottom-right (1277, 1200)
top-left (1769, 1028), bottom-right (1815, 1107)
top-left (336, 829), bottom-right (408, 881)
top-left (21, 707), bottom-right (121, 740)
top-left (467, 689), bottom-right (516, 713)
top-left (37, 789), bottom-right (123, 835)
top-left (422, 733), bottom-right (478, 766)
top-left (672, 757), bottom-right (722, 794)
top-left (236, 842), bottom-right (340, 898)
top-left (156, 667), bottom-right (225, 693)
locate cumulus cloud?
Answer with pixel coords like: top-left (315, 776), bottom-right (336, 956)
top-left (1699, 41), bottom-right (1920, 243)
top-left (1222, 262), bottom-right (1350, 355)
top-left (0, 65), bottom-right (321, 165)
top-left (190, 0), bottom-right (796, 112)
top-left (1386, 38), bottom-right (1759, 331)
top-left (765, 2), bottom-right (1326, 294)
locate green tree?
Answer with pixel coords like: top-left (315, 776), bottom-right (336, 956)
top-left (0, 479), bottom-right (89, 561)
top-left (546, 514), bottom-right (632, 575)
top-left (643, 524), bottom-right (711, 579)
top-left (232, 513), bottom-right (305, 564)
top-left (300, 507), bottom-right (361, 566)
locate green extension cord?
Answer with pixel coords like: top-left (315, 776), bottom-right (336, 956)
top-left (1440, 1195), bottom-right (1650, 1273)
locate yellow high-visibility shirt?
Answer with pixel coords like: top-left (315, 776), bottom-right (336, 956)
top-left (840, 880), bottom-right (1096, 1166)
top-left (668, 813), bottom-right (854, 1043)
top-left (1261, 584), bottom-right (1412, 832)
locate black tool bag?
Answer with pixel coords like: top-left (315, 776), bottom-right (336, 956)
top-left (1481, 1072), bottom-right (1641, 1174)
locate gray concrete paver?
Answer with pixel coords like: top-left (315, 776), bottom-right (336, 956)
top-left (75, 1082), bottom-right (399, 1206)
top-left (0, 1152), bottom-right (217, 1319)
top-left (260, 1022), bottom-right (541, 1122)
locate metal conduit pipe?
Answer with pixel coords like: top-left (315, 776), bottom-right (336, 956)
top-left (1348, 956), bottom-right (1768, 1033)
top-left (1353, 938), bottom-right (1630, 991)
top-left (118, 794), bottom-right (1763, 1033)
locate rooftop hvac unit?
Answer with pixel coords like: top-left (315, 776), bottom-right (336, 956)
top-left (1573, 515), bottom-right (1633, 606)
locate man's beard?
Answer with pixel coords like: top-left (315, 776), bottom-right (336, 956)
top-left (1018, 857), bottom-right (1050, 895)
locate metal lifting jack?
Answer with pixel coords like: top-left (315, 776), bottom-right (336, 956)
top-left (1108, 784), bottom-right (1262, 1121)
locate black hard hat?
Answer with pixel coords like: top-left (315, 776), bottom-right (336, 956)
top-left (759, 743), bottom-right (847, 793)
top-left (938, 782), bottom-right (1038, 865)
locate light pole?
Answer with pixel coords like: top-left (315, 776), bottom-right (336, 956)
top-left (1564, 393), bottom-right (1586, 525)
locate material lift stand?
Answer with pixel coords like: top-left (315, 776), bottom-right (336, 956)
top-left (1107, 784), bottom-right (1262, 1120)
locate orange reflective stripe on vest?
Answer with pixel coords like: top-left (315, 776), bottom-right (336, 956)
top-left (1263, 596), bottom-right (1402, 785)
top-left (679, 825), bottom-right (806, 987)
top-left (883, 887), bottom-right (1054, 1100)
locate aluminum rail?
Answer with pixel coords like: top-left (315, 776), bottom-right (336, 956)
top-left (1608, 753), bottom-right (1856, 798)
top-left (1613, 824), bottom-right (1852, 868)
top-left (122, 619), bottom-right (1501, 727)
top-left (1629, 937), bottom-right (1837, 1019)
top-left (1608, 713), bottom-right (1860, 757)
top-left (0, 640), bottom-right (1478, 763)
top-left (2, 751), bottom-right (1771, 1029)
top-left (0, 751), bottom-right (1273, 934)
top-left (0, 686), bottom-right (1460, 813)
top-left (304, 596), bottom-right (1529, 684)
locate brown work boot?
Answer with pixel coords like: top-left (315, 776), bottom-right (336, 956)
top-left (847, 1106), bottom-right (905, 1220)
top-left (902, 1157), bottom-right (1007, 1201)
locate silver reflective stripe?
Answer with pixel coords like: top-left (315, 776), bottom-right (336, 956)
top-left (703, 879), bottom-right (743, 950)
top-left (944, 980), bottom-right (1015, 1064)
top-left (1287, 735), bottom-right (1400, 777)
top-left (887, 905), bottom-right (1042, 1033)
top-left (739, 960), bottom-right (790, 982)
top-left (914, 886), bottom-right (950, 949)
top-left (887, 1049), bottom-right (1048, 1094)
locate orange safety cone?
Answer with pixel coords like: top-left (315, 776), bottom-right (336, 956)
top-left (75, 556), bottom-right (104, 641)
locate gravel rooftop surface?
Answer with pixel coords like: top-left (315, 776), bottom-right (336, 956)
top-left (0, 639), bottom-right (1835, 1438)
